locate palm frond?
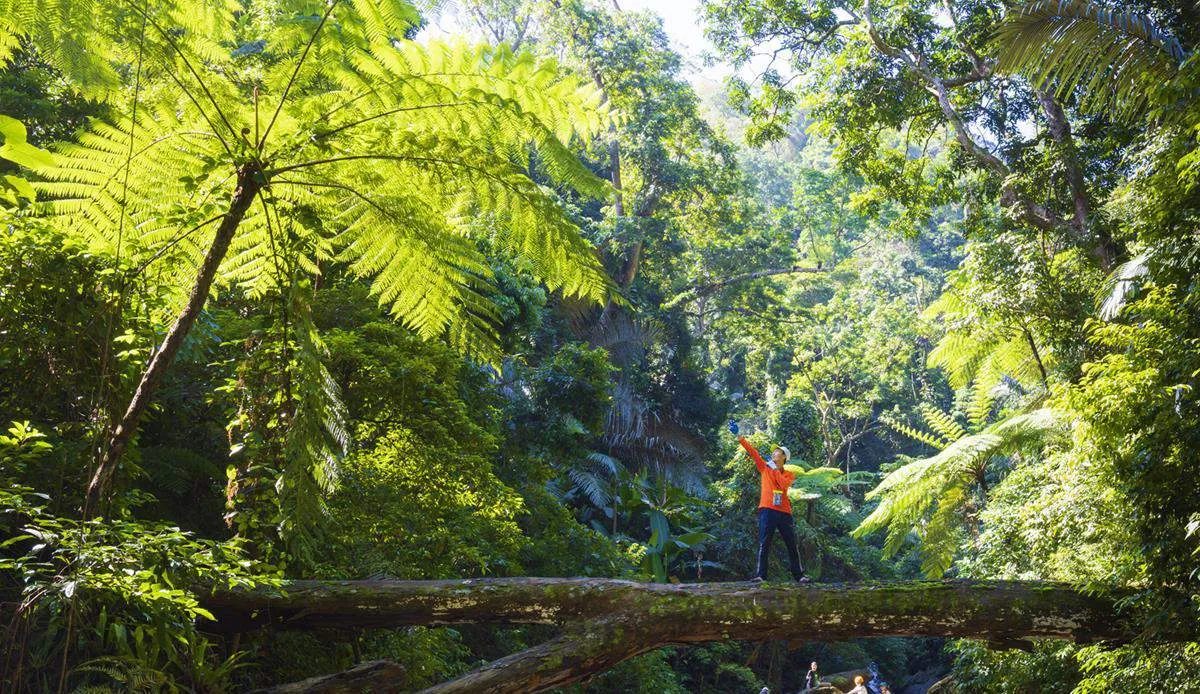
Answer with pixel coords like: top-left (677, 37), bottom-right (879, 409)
top-left (996, 0), bottom-right (1186, 121)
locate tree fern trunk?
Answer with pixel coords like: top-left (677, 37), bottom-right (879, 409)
top-left (86, 164), bottom-right (263, 510)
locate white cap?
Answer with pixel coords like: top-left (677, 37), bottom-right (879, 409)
top-left (778, 445), bottom-right (791, 461)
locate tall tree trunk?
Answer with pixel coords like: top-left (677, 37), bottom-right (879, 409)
top-left (86, 164), bottom-right (263, 510)
top-left (205, 577), bottom-right (1154, 693)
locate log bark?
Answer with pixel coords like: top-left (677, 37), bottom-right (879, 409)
top-left (204, 578), bottom-right (1145, 693)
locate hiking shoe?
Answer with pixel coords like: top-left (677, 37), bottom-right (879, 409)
top-left (795, 575), bottom-right (812, 584)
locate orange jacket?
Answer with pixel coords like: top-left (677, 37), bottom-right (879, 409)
top-left (739, 436), bottom-right (795, 514)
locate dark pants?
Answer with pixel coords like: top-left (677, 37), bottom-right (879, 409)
top-left (757, 508), bottom-right (804, 580)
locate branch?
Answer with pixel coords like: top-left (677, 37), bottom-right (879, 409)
top-left (1021, 322), bottom-right (1050, 391)
top-left (1031, 88), bottom-right (1112, 266)
top-left (420, 622), bottom-right (650, 694)
top-left (688, 305), bottom-right (810, 325)
top-left (942, 60), bottom-right (995, 88)
top-left (862, 0), bottom-right (1065, 233)
top-left (253, 660), bottom-right (407, 693)
top-left (664, 265), bottom-right (826, 308)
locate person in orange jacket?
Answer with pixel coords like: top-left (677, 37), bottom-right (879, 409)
top-left (729, 420), bottom-right (810, 583)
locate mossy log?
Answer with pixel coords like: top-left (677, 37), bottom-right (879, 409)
top-left (205, 578), bottom-right (1138, 693)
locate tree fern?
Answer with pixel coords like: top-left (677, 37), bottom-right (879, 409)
top-left (924, 271), bottom-right (1049, 426)
top-left (853, 408), bottom-right (1066, 577)
top-left (14, 1), bottom-right (615, 501)
top-left (918, 403), bottom-right (967, 444)
top-left (995, 0), bottom-right (1186, 121)
top-left (881, 412), bottom-right (952, 450)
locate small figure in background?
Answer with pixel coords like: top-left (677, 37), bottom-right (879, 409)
top-left (805, 661), bottom-right (820, 690)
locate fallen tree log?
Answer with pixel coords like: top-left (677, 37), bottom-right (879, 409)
top-left (203, 578), bottom-right (1140, 693)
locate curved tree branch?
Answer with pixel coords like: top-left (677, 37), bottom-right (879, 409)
top-left (665, 265), bottom-right (826, 308)
top-left (862, 0), bottom-right (1063, 234)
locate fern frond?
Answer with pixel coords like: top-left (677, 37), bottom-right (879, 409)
top-left (920, 485), bottom-right (966, 578)
top-left (567, 466), bottom-right (612, 509)
top-left (927, 329), bottom-right (986, 391)
top-left (918, 403), bottom-right (967, 443)
top-left (882, 413), bottom-right (950, 450)
top-left (31, 16), bottom-right (614, 365)
top-left (965, 357), bottom-right (1000, 429)
top-left (927, 276), bottom-right (1047, 403)
top-left (996, 0), bottom-right (1186, 121)
top-left (854, 408), bottom-right (1066, 575)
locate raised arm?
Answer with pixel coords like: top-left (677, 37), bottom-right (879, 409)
top-left (729, 420), bottom-right (770, 473)
top-left (737, 436), bottom-right (768, 473)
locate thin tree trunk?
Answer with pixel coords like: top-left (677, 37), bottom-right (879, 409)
top-left (609, 134), bottom-right (624, 217)
top-left (87, 164), bottom-right (263, 508)
top-left (767, 639), bottom-right (785, 694)
top-left (1021, 323), bottom-right (1050, 392)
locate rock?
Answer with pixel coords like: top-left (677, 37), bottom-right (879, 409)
top-left (799, 685), bottom-right (844, 694)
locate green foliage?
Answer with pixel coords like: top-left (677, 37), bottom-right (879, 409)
top-left (856, 409), bottom-right (1067, 577)
top-left (947, 639), bottom-right (1081, 694)
top-left (320, 428), bottom-right (527, 578)
top-left (1, 426), bottom-right (276, 692)
top-left (1068, 284), bottom-right (1200, 590)
top-left (23, 2), bottom-right (613, 365)
top-left (1075, 642), bottom-right (1200, 693)
top-left (667, 642), bottom-right (761, 694)
top-left (959, 450), bottom-right (1137, 584)
top-left (611, 470), bottom-right (713, 583)
top-left (560, 649), bottom-right (687, 694)
top-left (0, 113), bottom-right (51, 204)
top-left (770, 395), bottom-right (823, 466)
top-left (996, 0), bottom-right (1185, 121)
top-left (216, 283), bottom-right (349, 565)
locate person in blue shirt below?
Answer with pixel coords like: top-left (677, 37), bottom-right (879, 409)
top-left (729, 420), bottom-right (810, 583)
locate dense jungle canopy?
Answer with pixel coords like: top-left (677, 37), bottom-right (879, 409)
top-left (1, 0), bottom-right (1199, 692)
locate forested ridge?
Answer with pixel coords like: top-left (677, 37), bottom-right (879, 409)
top-left (0, 0), bottom-right (1198, 692)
